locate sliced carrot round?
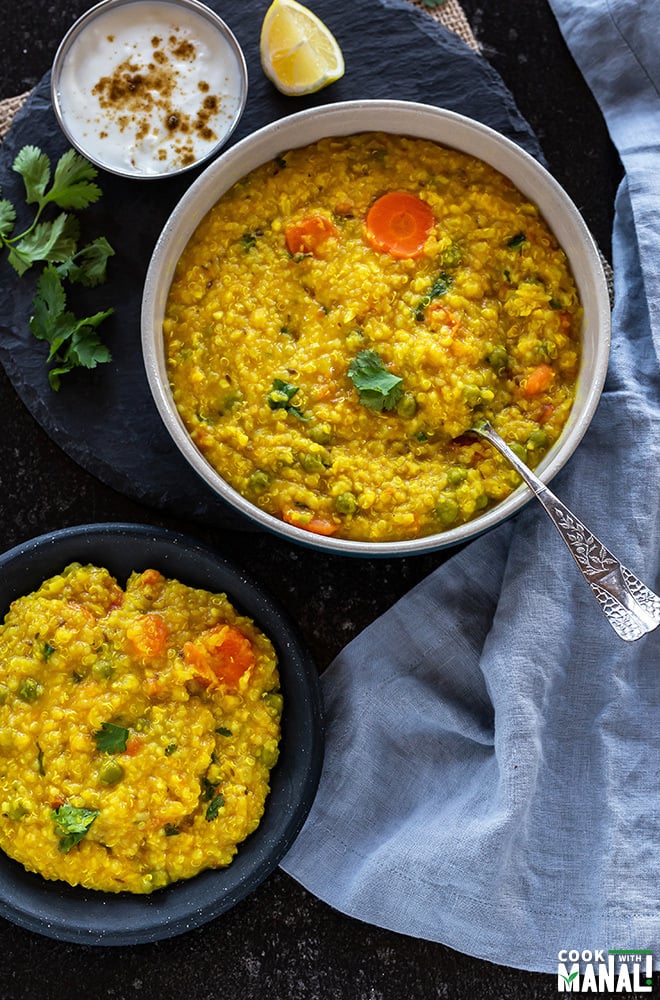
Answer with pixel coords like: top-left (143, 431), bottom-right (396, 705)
top-left (285, 214), bottom-right (338, 256)
top-left (365, 191), bottom-right (434, 259)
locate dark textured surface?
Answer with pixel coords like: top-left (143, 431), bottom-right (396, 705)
top-left (0, 0), bottom-right (621, 996)
top-left (0, 0), bottom-right (539, 527)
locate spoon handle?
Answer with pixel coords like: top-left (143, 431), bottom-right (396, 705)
top-left (473, 421), bottom-right (660, 642)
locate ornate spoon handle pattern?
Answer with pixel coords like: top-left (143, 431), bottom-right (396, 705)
top-left (472, 421), bottom-right (660, 642)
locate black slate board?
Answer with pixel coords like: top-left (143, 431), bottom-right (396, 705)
top-left (0, 0), bottom-right (541, 529)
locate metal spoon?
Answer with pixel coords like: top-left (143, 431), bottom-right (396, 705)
top-left (471, 420), bottom-right (660, 642)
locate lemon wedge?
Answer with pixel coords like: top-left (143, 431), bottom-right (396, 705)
top-left (260, 0), bottom-right (345, 96)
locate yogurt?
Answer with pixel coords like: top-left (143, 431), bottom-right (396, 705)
top-left (52, 0), bottom-right (247, 177)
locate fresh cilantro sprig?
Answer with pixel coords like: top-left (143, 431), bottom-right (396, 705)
top-left (1, 146), bottom-right (104, 274)
top-left (30, 265), bottom-right (113, 390)
top-left (51, 803), bottom-right (99, 853)
top-left (347, 349), bottom-right (404, 412)
top-left (0, 145), bottom-right (115, 389)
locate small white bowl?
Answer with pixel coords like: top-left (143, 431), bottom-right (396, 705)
top-left (51, 0), bottom-right (247, 180)
top-left (142, 99), bottom-right (611, 556)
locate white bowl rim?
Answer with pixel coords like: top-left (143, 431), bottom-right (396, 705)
top-left (142, 98), bottom-right (611, 556)
top-left (50, 0), bottom-right (249, 181)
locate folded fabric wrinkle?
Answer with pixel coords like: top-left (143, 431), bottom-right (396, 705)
top-left (281, 0), bottom-right (660, 974)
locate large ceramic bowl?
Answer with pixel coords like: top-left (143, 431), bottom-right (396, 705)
top-left (142, 99), bottom-right (611, 556)
top-left (0, 524), bottom-right (323, 945)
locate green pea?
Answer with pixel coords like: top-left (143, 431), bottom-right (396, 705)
top-left (465, 379), bottom-right (497, 407)
top-left (440, 242), bottom-right (463, 269)
top-left (463, 385), bottom-right (482, 408)
top-left (527, 429), bottom-right (549, 451)
top-left (263, 692), bottom-right (283, 716)
top-left (475, 493), bottom-right (489, 510)
top-left (6, 799), bottom-right (28, 820)
top-left (446, 465), bottom-right (467, 486)
top-left (486, 346), bottom-right (509, 373)
top-left (308, 422), bottom-right (333, 445)
top-left (335, 491), bottom-right (358, 515)
top-left (396, 392), bottom-right (418, 419)
top-left (509, 442), bottom-right (528, 463)
top-left (99, 759), bottom-right (125, 786)
top-left (299, 451), bottom-right (325, 474)
top-left (92, 659), bottom-right (114, 681)
top-left (19, 677), bottom-right (43, 703)
top-left (436, 496), bottom-right (460, 526)
top-left (247, 469), bottom-right (271, 494)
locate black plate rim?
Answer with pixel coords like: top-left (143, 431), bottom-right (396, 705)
top-left (0, 522), bottom-right (324, 945)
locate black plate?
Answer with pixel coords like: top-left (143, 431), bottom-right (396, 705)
top-left (0, 523), bottom-right (324, 945)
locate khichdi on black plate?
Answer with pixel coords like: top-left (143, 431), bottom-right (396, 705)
top-left (0, 523), bottom-right (323, 945)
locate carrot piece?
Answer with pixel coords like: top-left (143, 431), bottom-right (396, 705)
top-left (127, 613), bottom-right (168, 659)
top-left (365, 191), bottom-right (434, 259)
top-left (124, 735), bottom-right (143, 757)
top-left (183, 625), bottom-right (255, 689)
top-left (285, 214), bottom-right (338, 256)
top-left (522, 363), bottom-right (555, 397)
top-left (282, 506), bottom-right (339, 536)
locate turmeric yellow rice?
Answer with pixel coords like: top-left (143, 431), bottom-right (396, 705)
top-left (0, 563), bottom-right (281, 894)
top-left (164, 132), bottom-right (581, 542)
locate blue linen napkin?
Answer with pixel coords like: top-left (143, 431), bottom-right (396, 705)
top-left (280, 0), bottom-right (660, 974)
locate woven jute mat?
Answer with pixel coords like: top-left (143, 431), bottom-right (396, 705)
top-left (0, 1), bottom-right (478, 140)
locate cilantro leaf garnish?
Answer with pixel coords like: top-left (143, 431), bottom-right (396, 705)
top-left (347, 350), bottom-right (404, 412)
top-left (267, 378), bottom-right (309, 420)
top-left (93, 722), bottom-right (129, 754)
top-left (414, 271), bottom-right (453, 320)
top-left (47, 148), bottom-right (103, 210)
top-left (13, 145), bottom-right (101, 212)
top-left (29, 264), bottom-right (113, 390)
top-left (0, 145), bottom-right (114, 389)
top-left (205, 792), bottom-right (225, 822)
top-left (201, 776), bottom-right (219, 801)
top-left (507, 231), bottom-right (527, 249)
top-left (56, 236), bottom-right (114, 287)
top-left (8, 213), bottom-right (79, 277)
top-left (52, 804), bottom-right (99, 853)
top-left (12, 146), bottom-right (52, 206)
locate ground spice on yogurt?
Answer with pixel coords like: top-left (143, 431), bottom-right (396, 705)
top-left (54, 0), bottom-right (245, 176)
top-left (92, 32), bottom-right (219, 167)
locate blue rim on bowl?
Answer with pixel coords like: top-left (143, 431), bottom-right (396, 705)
top-left (0, 523), bottom-right (323, 945)
top-left (50, 0), bottom-right (248, 180)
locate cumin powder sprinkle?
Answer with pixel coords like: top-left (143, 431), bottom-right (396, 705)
top-left (91, 30), bottom-right (221, 167)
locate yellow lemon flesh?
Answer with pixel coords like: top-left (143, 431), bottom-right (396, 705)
top-left (260, 0), bottom-right (345, 96)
